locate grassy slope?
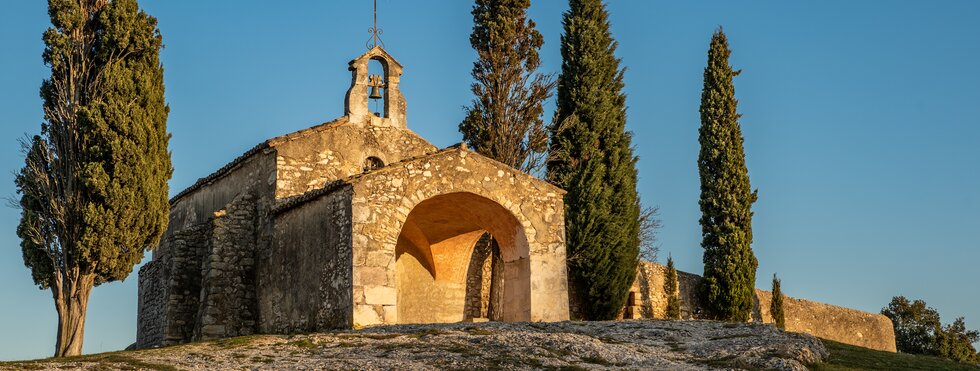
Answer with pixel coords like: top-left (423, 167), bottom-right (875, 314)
top-left (814, 339), bottom-right (980, 371)
top-left (2, 352), bottom-right (178, 371)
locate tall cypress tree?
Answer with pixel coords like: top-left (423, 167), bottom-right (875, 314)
top-left (460, 0), bottom-right (554, 173)
top-left (771, 273), bottom-right (785, 329)
top-left (548, 0), bottom-right (641, 320)
top-left (665, 255), bottom-right (681, 320)
top-left (16, 0), bottom-right (171, 357)
top-left (697, 28), bottom-right (758, 322)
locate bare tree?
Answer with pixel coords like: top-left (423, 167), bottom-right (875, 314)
top-left (639, 206), bottom-right (662, 262)
top-left (459, 0), bottom-right (556, 174)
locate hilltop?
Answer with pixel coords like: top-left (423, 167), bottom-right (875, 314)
top-left (5, 320), bottom-right (826, 370)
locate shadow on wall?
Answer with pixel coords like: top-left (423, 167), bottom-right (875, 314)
top-left (619, 261), bottom-right (898, 353)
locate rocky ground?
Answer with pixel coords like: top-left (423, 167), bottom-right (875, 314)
top-left (3, 320), bottom-right (829, 370)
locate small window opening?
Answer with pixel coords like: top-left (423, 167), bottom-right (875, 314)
top-left (364, 156), bottom-right (385, 172)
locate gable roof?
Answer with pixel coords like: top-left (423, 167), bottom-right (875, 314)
top-left (170, 116), bottom-right (352, 204)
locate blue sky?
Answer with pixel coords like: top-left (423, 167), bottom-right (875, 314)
top-left (1, 0), bottom-right (978, 361)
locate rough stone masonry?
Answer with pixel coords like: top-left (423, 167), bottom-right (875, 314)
top-left (136, 46), bottom-right (569, 348)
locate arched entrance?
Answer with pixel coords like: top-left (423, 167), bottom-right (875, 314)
top-left (395, 192), bottom-right (530, 323)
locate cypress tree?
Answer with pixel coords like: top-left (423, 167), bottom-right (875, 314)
top-left (15, 0), bottom-right (171, 357)
top-left (460, 0), bottom-right (555, 173)
top-left (665, 256), bottom-right (681, 320)
top-left (548, 0), bottom-right (642, 320)
top-left (771, 273), bottom-right (785, 329)
top-left (697, 28), bottom-right (758, 322)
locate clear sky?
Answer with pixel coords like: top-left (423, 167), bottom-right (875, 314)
top-left (1, 0), bottom-right (978, 361)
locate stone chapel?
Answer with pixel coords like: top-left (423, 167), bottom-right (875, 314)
top-left (135, 46), bottom-right (570, 348)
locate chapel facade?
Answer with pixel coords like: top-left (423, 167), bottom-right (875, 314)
top-left (135, 47), bottom-right (570, 348)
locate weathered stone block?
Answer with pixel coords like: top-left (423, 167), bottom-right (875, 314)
top-left (354, 267), bottom-right (388, 287)
top-left (382, 305), bottom-right (398, 323)
top-left (364, 286), bottom-right (397, 305)
top-left (353, 304), bottom-right (382, 326)
top-left (365, 251), bottom-right (392, 268)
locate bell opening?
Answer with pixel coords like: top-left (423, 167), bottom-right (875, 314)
top-left (368, 59), bottom-right (387, 118)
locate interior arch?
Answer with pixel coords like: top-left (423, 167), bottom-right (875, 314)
top-left (395, 192), bottom-right (530, 323)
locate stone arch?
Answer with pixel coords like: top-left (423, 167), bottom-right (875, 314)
top-left (394, 192), bottom-right (531, 323)
top-left (349, 149), bottom-right (569, 326)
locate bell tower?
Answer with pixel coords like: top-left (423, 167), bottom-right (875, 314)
top-left (344, 0), bottom-right (406, 128)
top-left (344, 46), bottom-right (407, 128)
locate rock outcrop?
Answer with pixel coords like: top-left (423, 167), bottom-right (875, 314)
top-left (4, 321), bottom-right (828, 370)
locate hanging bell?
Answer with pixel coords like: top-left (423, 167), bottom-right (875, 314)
top-left (369, 85), bottom-right (383, 100)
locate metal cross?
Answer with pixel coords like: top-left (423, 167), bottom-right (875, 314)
top-left (366, 0), bottom-right (385, 49)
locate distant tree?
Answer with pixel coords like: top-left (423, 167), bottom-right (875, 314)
top-left (548, 0), bottom-right (644, 320)
top-left (638, 206), bottom-right (662, 262)
top-left (882, 296), bottom-right (980, 363)
top-left (696, 28), bottom-right (758, 322)
top-left (935, 317), bottom-right (980, 363)
top-left (664, 255), bottom-right (681, 320)
top-left (770, 273), bottom-right (785, 329)
top-left (459, 0), bottom-right (555, 173)
top-left (15, 0), bottom-right (171, 357)
top-left (882, 296), bottom-right (943, 355)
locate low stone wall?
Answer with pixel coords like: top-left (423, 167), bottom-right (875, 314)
top-left (753, 290), bottom-right (896, 352)
top-left (625, 261), bottom-right (897, 352)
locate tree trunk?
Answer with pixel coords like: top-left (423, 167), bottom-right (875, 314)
top-left (52, 273), bottom-right (95, 357)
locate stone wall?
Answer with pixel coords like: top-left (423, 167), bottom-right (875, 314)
top-left (612, 262), bottom-right (706, 321)
top-left (137, 194), bottom-right (265, 347)
top-left (194, 193), bottom-right (259, 340)
top-left (463, 235), bottom-right (502, 321)
top-left (753, 290), bottom-right (896, 352)
top-left (259, 186), bottom-right (354, 333)
top-left (274, 122), bottom-right (437, 199)
top-left (625, 261), bottom-right (897, 352)
top-left (136, 258), bottom-right (165, 348)
top-left (162, 223), bottom-right (211, 345)
top-left (136, 222), bottom-right (212, 347)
